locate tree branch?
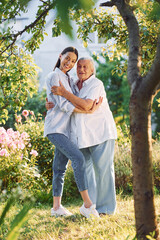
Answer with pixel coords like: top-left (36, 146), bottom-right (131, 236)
top-left (0, 1), bottom-right (55, 55)
top-left (142, 35), bottom-right (160, 96)
top-left (100, 1), bottom-right (115, 7)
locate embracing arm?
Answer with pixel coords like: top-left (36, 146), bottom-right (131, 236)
top-left (46, 97), bottom-right (103, 113)
top-left (51, 81), bottom-right (94, 111)
top-left (73, 97), bottom-right (103, 113)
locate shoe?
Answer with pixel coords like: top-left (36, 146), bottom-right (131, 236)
top-left (51, 205), bottom-right (72, 217)
top-left (80, 204), bottom-right (99, 218)
top-left (99, 213), bottom-right (106, 217)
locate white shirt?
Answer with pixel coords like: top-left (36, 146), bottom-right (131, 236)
top-left (44, 68), bottom-right (75, 137)
top-left (70, 75), bottom-right (117, 149)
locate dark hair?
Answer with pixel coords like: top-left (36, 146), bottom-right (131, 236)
top-left (54, 46), bottom-right (78, 71)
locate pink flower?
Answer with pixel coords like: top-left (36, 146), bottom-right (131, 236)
top-left (16, 115), bottom-right (22, 123)
top-left (7, 128), bottom-right (14, 136)
top-left (21, 132), bottom-right (29, 140)
top-left (7, 142), bottom-right (17, 149)
top-left (30, 111), bottom-right (34, 115)
top-left (0, 132), bottom-right (9, 145)
top-left (0, 149), bottom-right (9, 157)
top-left (17, 141), bottom-right (25, 150)
top-left (22, 110), bottom-right (29, 118)
top-left (30, 149), bottom-right (38, 157)
top-left (12, 131), bottom-right (20, 139)
top-left (0, 127), bottom-right (6, 134)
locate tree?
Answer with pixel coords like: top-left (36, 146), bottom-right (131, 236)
top-left (0, 0), bottom-right (160, 239)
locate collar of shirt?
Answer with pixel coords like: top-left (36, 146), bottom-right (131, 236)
top-left (74, 74), bottom-right (95, 92)
top-left (55, 67), bottom-right (71, 84)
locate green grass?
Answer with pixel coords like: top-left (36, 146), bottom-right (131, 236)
top-left (1, 195), bottom-right (160, 240)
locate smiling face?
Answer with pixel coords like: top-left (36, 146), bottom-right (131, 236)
top-left (77, 59), bottom-right (94, 81)
top-left (59, 52), bottom-right (77, 73)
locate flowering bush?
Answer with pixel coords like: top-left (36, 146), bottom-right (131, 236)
top-left (15, 110), bottom-right (55, 184)
top-left (0, 125), bottom-right (44, 194)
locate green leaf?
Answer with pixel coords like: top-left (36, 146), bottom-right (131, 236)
top-left (0, 197), bottom-right (15, 226)
top-left (6, 203), bottom-right (33, 240)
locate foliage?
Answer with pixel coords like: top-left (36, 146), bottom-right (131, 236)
top-left (0, 46), bottom-right (39, 125)
top-left (23, 89), bottom-right (47, 119)
top-left (0, 0), bottom-right (96, 54)
top-left (3, 89), bottom-right (47, 130)
top-left (0, 187), bottom-right (35, 240)
top-left (0, 123), bottom-right (48, 198)
top-left (15, 110), bottom-right (54, 184)
top-left (152, 92), bottom-right (160, 136)
top-left (63, 161), bottom-right (80, 203)
top-left (68, 1), bottom-right (160, 75)
top-left (115, 124), bottom-right (133, 195)
top-left (115, 125), bottom-right (160, 195)
top-left (152, 139), bottom-right (160, 193)
top-left (0, 126), bottom-right (35, 191)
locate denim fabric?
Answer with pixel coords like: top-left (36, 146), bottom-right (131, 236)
top-left (47, 133), bottom-right (88, 196)
top-left (80, 139), bottom-right (116, 214)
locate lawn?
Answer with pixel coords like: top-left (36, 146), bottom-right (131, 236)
top-left (1, 195), bottom-right (160, 240)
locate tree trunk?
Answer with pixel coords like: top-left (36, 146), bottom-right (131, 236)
top-left (129, 92), bottom-right (159, 239)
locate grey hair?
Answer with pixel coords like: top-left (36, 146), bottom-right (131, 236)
top-left (78, 57), bottom-right (96, 75)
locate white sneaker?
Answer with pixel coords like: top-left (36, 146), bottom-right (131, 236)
top-left (51, 205), bottom-right (72, 217)
top-left (80, 204), bottom-right (99, 218)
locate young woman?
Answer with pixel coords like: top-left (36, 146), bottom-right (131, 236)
top-left (44, 47), bottom-right (100, 218)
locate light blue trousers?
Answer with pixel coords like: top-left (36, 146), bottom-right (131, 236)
top-left (80, 139), bottom-right (116, 214)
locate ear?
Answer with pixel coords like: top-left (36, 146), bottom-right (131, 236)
top-left (59, 54), bottom-right (62, 59)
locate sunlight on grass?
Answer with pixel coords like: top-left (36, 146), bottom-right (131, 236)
top-left (1, 195), bottom-right (159, 240)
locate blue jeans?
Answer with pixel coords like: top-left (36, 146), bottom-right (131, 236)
top-left (80, 139), bottom-right (116, 214)
top-left (47, 133), bottom-right (88, 196)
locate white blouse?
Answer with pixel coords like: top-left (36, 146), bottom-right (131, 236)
top-left (70, 75), bottom-right (117, 149)
top-left (44, 68), bottom-right (75, 138)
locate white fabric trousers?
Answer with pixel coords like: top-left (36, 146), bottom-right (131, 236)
top-left (80, 139), bottom-right (116, 214)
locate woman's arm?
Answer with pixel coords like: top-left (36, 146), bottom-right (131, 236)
top-left (51, 81), bottom-right (94, 111)
top-left (73, 97), bottom-right (103, 113)
top-left (45, 97), bottom-right (103, 113)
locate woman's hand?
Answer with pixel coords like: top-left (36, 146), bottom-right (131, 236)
top-left (51, 81), bottom-right (66, 96)
top-left (86, 97), bottom-right (103, 113)
top-left (46, 98), bottom-right (54, 110)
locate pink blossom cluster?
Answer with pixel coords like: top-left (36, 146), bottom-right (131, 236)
top-left (0, 127), bottom-right (38, 157)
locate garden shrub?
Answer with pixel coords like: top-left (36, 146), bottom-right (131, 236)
top-left (63, 161), bottom-right (80, 202)
top-left (114, 125), bottom-right (160, 195)
top-left (114, 125), bottom-right (133, 194)
top-left (3, 90), bottom-right (47, 130)
top-left (152, 140), bottom-right (160, 193)
top-left (0, 126), bottom-right (47, 197)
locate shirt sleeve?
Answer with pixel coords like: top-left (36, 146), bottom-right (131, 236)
top-left (45, 72), bottom-right (75, 116)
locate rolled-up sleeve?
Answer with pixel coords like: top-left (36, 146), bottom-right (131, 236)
top-left (46, 72), bottom-right (75, 116)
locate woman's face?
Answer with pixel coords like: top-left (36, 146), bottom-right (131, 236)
top-left (59, 52), bottom-right (77, 73)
